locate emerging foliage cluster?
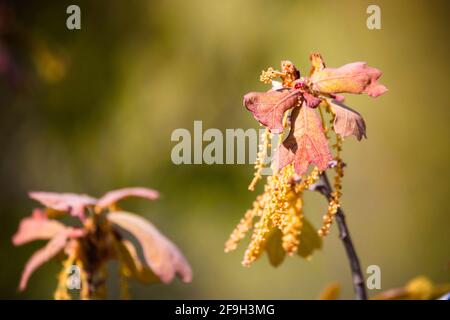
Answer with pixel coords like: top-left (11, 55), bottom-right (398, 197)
top-left (225, 54), bottom-right (387, 267)
top-left (13, 188), bottom-right (192, 299)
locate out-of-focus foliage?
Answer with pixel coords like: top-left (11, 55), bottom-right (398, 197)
top-left (373, 276), bottom-right (450, 300)
top-left (318, 282), bottom-right (340, 300)
top-left (12, 188), bottom-right (192, 299)
top-left (0, 0), bottom-right (449, 299)
top-left (319, 277), bottom-right (450, 300)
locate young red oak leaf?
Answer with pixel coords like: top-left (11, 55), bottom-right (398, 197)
top-left (29, 187), bottom-right (160, 218)
top-left (310, 62), bottom-right (387, 97)
top-left (12, 209), bottom-right (66, 245)
top-left (243, 89), bottom-right (302, 133)
top-left (276, 105), bottom-right (332, 175)
top-left (303, 92), bottom-right (322, 108)
top-left (15, 223), bottom-right (84, 291)
top-left (108, 211), bottom-right (193, 284)
top-left (96, 187), bottom-right (160, 210)
top-left (19, 230), bottom-right (69, 291)
top-left (327, 99), bottom-right (367, 141)
top-left (29, 192), bottom-right (97, 219)
top-left (308, 53), bottom-right (345, 102)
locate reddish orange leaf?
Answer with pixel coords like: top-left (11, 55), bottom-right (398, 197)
top-left (97, 187), bottom-right (159, 210)
top-left (328, 99), bottom-right (367, 141)
top-left (18, 231), bottom-right (69, 291)
top-left (303, 92), bottom-right (322, 108)
top-left (12, 209), bottom-right (66, 246)
top-left (29, 192), bottom-right (97, 218)
top-left (243, 89), bottom-right (302, 133)
top-left (108, 211), bottom-right (192, 284)
top-left (310, 62), bottom-right (387, 97)
top-left (276, 106), bottom-right (332, 175)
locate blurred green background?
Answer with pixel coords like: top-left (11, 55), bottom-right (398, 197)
top-left (0, 0), bottom-right (449, 299)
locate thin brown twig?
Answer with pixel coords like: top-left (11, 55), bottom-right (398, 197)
top-left (312, 171), bottom-right (368, 300)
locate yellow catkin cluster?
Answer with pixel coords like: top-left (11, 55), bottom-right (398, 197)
top-left (229, 165), bottom-right (296, 266)
top-left (226, 96), bottom-right (324, 266)
top-left (266, 164), bottom-right (295, 229)
top-left (228, 68), bottom-right (350, 264)
top-left (53, 251), bottom-right (93, 300)
top-left (318, 105), bottom-right (344, 237)
top-left (241, 206), bottom-right (271, 266)
top-left (294, 166), bottom-right (320, 193)
top-left (318, 196), bottom-right (339, 237)
top-left (248, 128), bottom-right (271, 191)
top-left (280, 193), bottom-right (303, 255)
top-left (259, 64), bottom-right (297, 87)
top-left (224, 199), bottom-right (262, 252)
top-left (54, 255), bottom-right (75, 300)
top-left (78, 259), bottom-right (90, 299)
top-left (260, 67), bottom-right (280, 84)
top-left (226, 163), bottom-right (323, 266)
top-left (249, 110), bottom-right (291, 192)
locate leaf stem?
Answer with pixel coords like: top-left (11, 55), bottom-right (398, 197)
top-left (314, 171), bottom-right (368, 300)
